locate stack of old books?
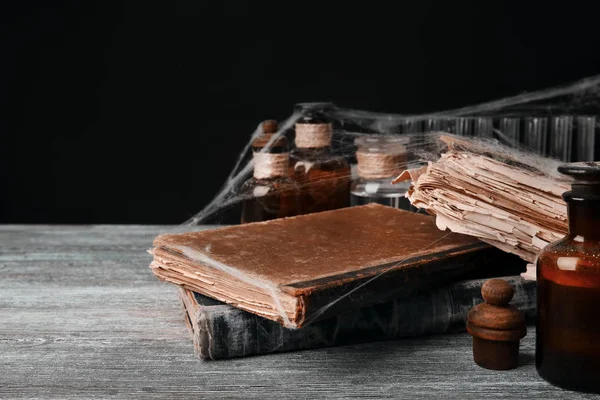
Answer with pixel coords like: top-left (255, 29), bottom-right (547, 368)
top-left (149, 204), bottom-right (535, 360)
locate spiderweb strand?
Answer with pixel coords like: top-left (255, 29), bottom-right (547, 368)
top-left (158, 74), bottom-right (600, 327)
top-left (300, 232), bottom-right (453, 327)
top-left (185, 74), bottom-right (599, 226)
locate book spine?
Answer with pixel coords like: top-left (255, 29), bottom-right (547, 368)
top-left (181, 276), bottom-right (536, 360)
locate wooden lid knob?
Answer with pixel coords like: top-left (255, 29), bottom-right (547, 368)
top-left (262, 120), bottom-right (278, 134)
top-left (466, 278), bottom-right (527, 370)
top-left (481, 278), bottom-right (514, 306)
top-left (468, 279), bottom-right (525, 332)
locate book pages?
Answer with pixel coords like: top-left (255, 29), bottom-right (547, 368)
top-left (395, 135), bottom-right (572, 280)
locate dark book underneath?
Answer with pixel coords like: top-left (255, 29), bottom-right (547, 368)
top-left (179, 276), bottom-right (537, 360)
top-left (151, 204), bottom-right (525, 328)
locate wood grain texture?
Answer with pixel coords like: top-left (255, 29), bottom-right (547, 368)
top-left (0, 225), bottom-right (593, 399)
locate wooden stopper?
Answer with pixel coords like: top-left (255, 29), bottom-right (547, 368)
top-left (481, 278), bottom-right (514, 306)
top-left (262, 120), bottom-right (278, 134)
top-left (466, 278), bottom-right (526, 370)
top-left (252, 120), bottom-right (287, 150)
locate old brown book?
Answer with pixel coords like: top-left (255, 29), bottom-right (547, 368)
top-left (150, 204), bottom-right (523, 328)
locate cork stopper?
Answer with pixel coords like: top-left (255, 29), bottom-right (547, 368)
top-left (262, 119), bottom-right (279, 134)
top-left (294, 102), bottom-right (334, 125)
top-left (466, 278), bottom-right (527, 370)
top-left (251, 120), bottom-right (287, 150)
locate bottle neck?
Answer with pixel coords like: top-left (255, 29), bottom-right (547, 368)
top-left (295, 123), bottom-right (332, 148)
top-left (253, 152), bottom-right (289, 180)
top-left (356, 150), bottom-right (405, 180)
top-left (567, 196), bottom-right (600, 238)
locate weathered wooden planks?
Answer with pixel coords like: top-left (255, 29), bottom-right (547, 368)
top-left (0, 225), bottom-right (587, 399)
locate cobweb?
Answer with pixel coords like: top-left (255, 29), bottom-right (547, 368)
top-left (151, 74), bottom-right (600, 329)
top-left (182, 74), bottom-right (600, 227)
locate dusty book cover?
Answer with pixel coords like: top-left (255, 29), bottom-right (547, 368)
top-left (150, 204), bottom-right (524, 328)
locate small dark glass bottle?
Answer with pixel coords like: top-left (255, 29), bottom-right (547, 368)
top-left (536, 161), bottom-right (600, 393)
top-left (240, 120), bottom-right (302, 224)
top-left (289, 103), bottom-right (351, 214)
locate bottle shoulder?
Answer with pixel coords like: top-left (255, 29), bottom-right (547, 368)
top-left (240, 177), bottom-right (300, 193)
top-left (351, 177), bottom-right (410, 197)
top-left (290, 148), bottom-right (349, 167)
top-left (538, 234), bottom-right (600, 287)
top-left (539, 234), bottom-right (600, 259)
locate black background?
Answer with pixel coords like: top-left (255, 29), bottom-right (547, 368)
top-left (2, 1), bottom-right (600, 224)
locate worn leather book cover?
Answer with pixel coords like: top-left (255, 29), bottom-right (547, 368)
top-left (150, 204), bottom-right (524, 328)
top-left (180, 276), bottom-right (536, 360)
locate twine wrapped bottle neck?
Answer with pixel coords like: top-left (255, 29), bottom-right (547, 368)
top-left (295, 123), bottom-right (332, 148)
top-left (354, 135), bottom-right (409, 180)
top-left (356, 151), bottom-right (406, 180)
top-left (253, 152), bottom-right (289, 179)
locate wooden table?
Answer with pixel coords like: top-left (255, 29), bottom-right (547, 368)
top-left (0, 225), bottom-right (594, 399)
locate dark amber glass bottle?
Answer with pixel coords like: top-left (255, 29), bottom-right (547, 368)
top-left (536, 161), bottom-right (600, 393)
top-left (240, 120), bottom-right (302, 224)
top-left (289, 103), bottom-right (351, 214)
